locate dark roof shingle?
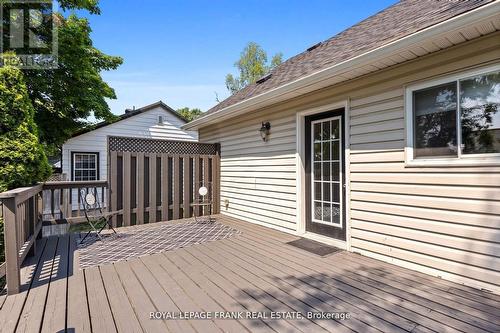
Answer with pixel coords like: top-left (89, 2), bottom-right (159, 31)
top-left (206, 0), bottom-right (493, 115)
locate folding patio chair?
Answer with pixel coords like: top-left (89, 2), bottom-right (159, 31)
top-left (192, 182), bottom-right (214, 223)
top-left (79, 188), bottom-right (118, 244)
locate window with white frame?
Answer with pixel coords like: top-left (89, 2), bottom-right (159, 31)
top-left (72, 153), bottom-right (98, 181)
top-left (407, 65), bottom-right (500, 162)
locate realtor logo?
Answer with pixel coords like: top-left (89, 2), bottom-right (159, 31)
top-left (0, 0), bottom-right (58, 68)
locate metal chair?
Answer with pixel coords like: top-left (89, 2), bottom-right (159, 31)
top-left (192, 182), bottom-right (214, 223)
top-left (79, 188), bottom-right (118, 244)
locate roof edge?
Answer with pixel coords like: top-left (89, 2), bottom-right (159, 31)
top-left (71, 101), bottom-right (187, 139)
top-left (183, 0), bottom-right (500, 130)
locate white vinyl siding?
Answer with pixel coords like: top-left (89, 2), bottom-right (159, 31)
top-left (200, 32), bottom-right (500, 293)
top-left (349, 88), bottom-right (500, 292)
top-left (62, 106), bottom-right (198, 181)
top-left (201, 112), bottom-right (298, 232)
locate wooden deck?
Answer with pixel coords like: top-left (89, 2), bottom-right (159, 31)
top-left (1, 215), bottom-right (499, 333)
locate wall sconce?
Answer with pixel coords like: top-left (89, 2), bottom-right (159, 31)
top-left (259, 121), bottom-right (271, 142)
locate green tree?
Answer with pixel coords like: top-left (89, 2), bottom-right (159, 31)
top-left (23, 12), bottom-right (122, 154)
top-left (0, 60), bottom-right (51, 192)
top-left (225, 42), bottom-right (282, 94)
top-left (176, 107), bottom-right (203, 122)
top-left (2, 0), bottom-right (120, 155)
top-left (59, 0), bottom-right (101, 14)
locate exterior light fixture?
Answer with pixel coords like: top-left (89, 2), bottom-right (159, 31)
top-left (260, 122), bottom-right (271, 142)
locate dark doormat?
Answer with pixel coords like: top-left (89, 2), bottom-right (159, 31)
top-left (286, 237), bottom-right (342, 257)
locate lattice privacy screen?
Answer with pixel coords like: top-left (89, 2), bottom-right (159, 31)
top-left (108, 136), bottom-right (219, 155)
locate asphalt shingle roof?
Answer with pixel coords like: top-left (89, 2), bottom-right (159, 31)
top-left (205, 0), bottom-right (493, 116)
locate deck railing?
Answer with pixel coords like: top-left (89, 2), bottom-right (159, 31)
top-left (1, 140), bottom-right (221, 295)
top-left (0, 148), bottom-right (221, 294)
top-left (0, 184), bottom-right (43, 295)
top-left (0, 180), bottom-right (108, 295)
top-left (42, 180), bottom-right (108, 223)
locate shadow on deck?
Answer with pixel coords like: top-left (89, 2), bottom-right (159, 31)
top-left (0, 215), bottom-right (499, 333)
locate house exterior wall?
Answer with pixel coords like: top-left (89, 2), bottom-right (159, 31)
top-left (199, 32), bottom-right (500, 293)
top-left (62, 106), bottom-right (198, 181)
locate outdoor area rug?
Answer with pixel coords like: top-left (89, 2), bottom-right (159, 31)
top-left (286, 237), bottom-right (342, 257)
top-left (76, 219), bottom-right (241, 268)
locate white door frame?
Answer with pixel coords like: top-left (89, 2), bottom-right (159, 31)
top-left (296, 100), bottom-right (351, 250)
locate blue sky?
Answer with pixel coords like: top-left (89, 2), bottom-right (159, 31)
top-left (79, 0), bottom-right (397, 115)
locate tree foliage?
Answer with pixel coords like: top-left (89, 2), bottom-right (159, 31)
top-left (176, 107), bottom-right (203, 122)
top-left (225, 42), bottom-right (282, 94)
top-left (59, 0), bottom-right (101, 14)
top-left (23, 12), bottom-right (123, 153)
top-left (0, 61), bottom-right (51, 192)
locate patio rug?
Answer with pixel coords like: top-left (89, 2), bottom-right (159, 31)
top-left (286, 237), bottom-right (342, 257)
top-left (76, 220), bottom-right (241, 269)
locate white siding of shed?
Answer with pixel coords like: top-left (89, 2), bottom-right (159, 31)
top-left (62, 106), bottom-right (198, 181)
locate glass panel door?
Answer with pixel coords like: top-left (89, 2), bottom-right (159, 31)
top-left (311, 116), bottom-right (342, 226)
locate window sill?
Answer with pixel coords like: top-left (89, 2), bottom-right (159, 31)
top-left (405, 157), bottom-right (500, 168)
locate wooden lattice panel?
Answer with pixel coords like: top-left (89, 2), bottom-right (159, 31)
top-left (108, 136), bottom-right (218, 155)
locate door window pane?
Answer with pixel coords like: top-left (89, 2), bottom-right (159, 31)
top-left (313, 162), bottom-right (321, 180)
top-left (322, 162), bottom-right (330, 181)
top-left (314, 143), bottom-right (321, 161)
top-left (332, 204), bottom-right (341, 224)
top-left (314, 123), bottom-right (322, 142)
top-left (322, 204), bottom-right (332, 222)
top-left (314, 201), bottom-right (322, 220)
top-left (332, 183), bottom-right (340, 203)
top-left (413, 82), bottom-right (457, 158)
top-left (322, 141), bottom-right (330, 160)
top-left (323, 182), bottom-right (330, 202)
top-left (331, 119), bottom-right (340, 139)
top-left (321, 122), bottom-right (331, 140)
top-left (314, 182), bottom-right (321, 201)
top-left (332, 141), bottom-right (339, 160)
top-left (460, 71), bottom-right (500, 154)
top-left (331, 162), bottom-right (340, 181)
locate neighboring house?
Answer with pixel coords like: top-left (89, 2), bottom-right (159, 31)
top-left (184, 1), bottom-right (500, 293)
top-left (62, 101), bottom-right (198, 182)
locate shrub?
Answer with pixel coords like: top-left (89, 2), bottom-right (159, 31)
top-left (0, 60), bottom-right (51, 289)
top-left (0, 61), bottom-right (51, 192)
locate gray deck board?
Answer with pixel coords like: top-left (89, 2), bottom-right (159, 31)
top-left (217, 238), bottom-right (411, 333)
top-left (141, 254), bottom-right (221, 333)
top-left (178, 247), bottom-right (299, 333)
top-left (0, 238), bottom-right (48, 333)
top-left (99, 264), bottom-right (143, 333)
top-left (159, 252), bottom-right (248, 332)
top-left (113, 260), bottom-right (169, 333)
top-left (85, 265), bottom-right (118, 333)
top-left (182, 244), bottom-right (319, 333)
top-left (128, 258), bottom-right (195, 333)
top-left (223, 217), bottom-right (491, 333)
top-left (66, 233), bottom-right (91, 333)
top-left (0, 214), bottom-right (499, 333)
top-left (170, 250), bottom-right (273, 333)
top-left (16, 237), bottom-right (58, 333)
top-left (206, 240), bottom-right (371, 333)
top-left (41, 235), bottom-right (69, 333)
